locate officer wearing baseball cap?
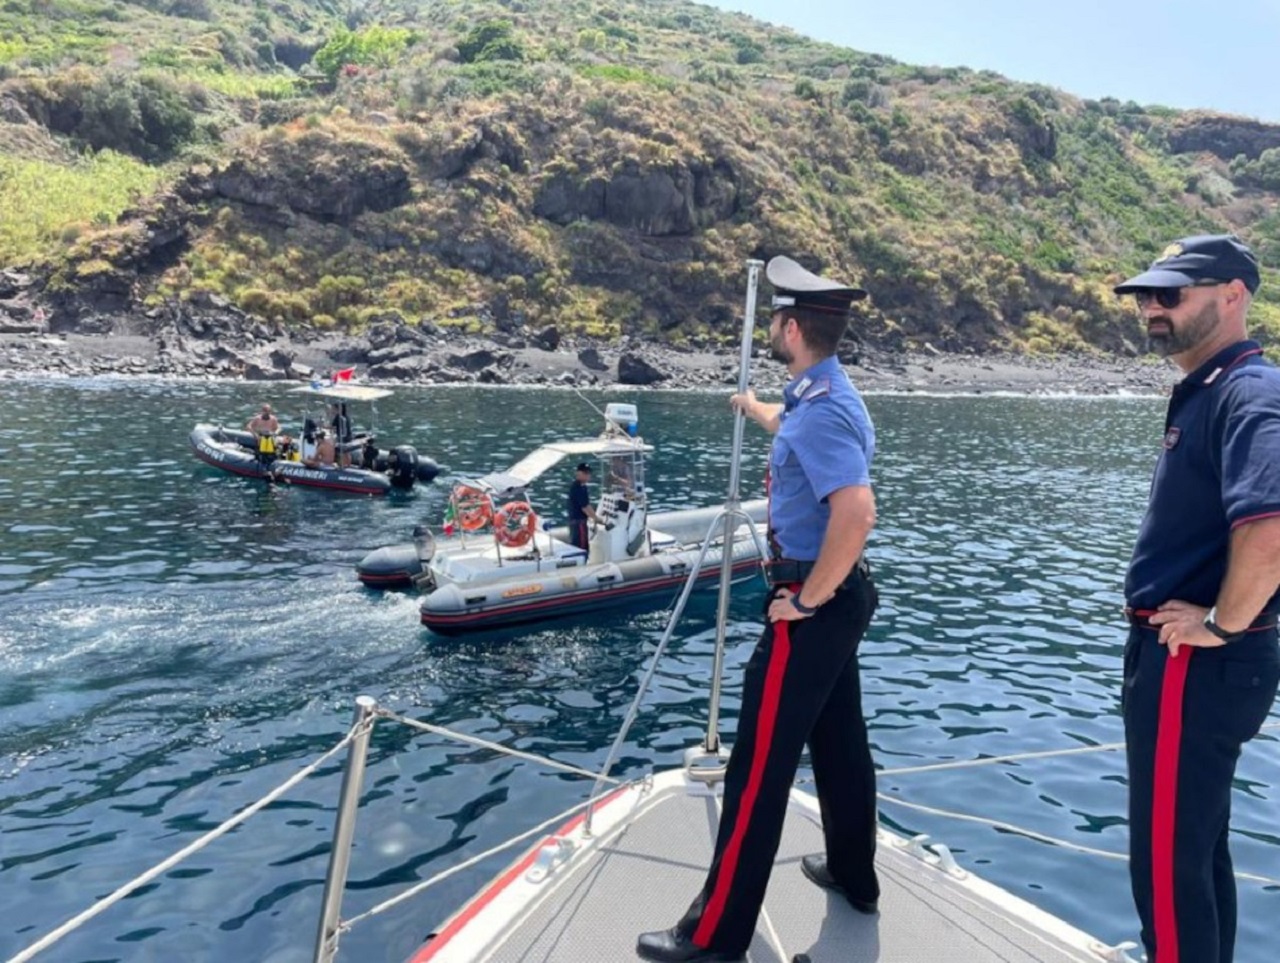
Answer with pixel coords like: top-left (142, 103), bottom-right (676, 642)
top-left (638, 256), bottom-right (879, 961)
top-left (1115, 233), bottom-right (1280, 963)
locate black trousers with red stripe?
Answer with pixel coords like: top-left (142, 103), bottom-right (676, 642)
top-left (1123, 625), bottom-right (1279, 963)
top-left (675, 573), bottom-right (879, 955)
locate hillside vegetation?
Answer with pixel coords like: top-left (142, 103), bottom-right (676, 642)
top-left (3, 0), bottom-right (1280, 355)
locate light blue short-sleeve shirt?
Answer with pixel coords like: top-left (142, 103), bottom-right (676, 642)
top-left (769, 355), bottom-right (875, 560)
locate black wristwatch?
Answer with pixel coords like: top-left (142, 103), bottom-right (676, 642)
top-left (1203, 607), bottom-right (1247, 644)
top-left (790, 594), bottom-right (818, 617)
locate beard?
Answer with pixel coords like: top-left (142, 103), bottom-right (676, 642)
top-left (769, 328), bottom-right (793, 364)
top-left (1147, 299), bottom-right (1219, 357)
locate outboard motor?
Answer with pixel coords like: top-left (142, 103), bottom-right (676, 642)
top-left (389, 445), bottom-right (419, 489)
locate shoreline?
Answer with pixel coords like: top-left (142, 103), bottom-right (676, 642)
top-left (2, 328), bottom-right (1180, 397)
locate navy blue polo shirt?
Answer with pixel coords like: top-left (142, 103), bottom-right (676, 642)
top-left (1126, 340), bottom-right (1280, 611)
top-left (769, 355), bottom-right (875, 560)
top-left (567, 479), bottom-right (591, 521)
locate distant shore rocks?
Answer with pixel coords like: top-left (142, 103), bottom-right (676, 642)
top-left (0, 299), bottom-right (1181, 396)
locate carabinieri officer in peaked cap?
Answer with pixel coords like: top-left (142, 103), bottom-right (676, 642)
top-left (1115, 234), bottom-right (1280, 963)
top-left (637, 256), bottom-right (880, 962)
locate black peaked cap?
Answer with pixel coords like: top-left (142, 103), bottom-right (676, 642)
top-left (766, 255), bottom-right (867, 314)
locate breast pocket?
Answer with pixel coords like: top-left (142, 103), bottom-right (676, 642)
top-left (770, 438), bottom-right (805, 501)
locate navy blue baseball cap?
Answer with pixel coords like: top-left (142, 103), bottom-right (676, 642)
top-left (1114, 234), bottom-right (1260, 294)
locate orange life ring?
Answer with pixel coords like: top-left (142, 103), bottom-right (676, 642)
top-left (493, 500), bottom-right (538, 548)
top-left (453, 484), bottom-right (493, 532)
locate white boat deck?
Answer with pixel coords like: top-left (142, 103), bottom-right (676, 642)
top-left (419, 771), bottom-right (1112, 963)
top-left (434, 534), bottom-right (587, 582)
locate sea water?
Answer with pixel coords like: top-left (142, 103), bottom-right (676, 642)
top-left (0, 379), bottom-right (1275, 962)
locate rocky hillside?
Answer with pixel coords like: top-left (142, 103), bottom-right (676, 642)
top-left (2, 0), bottom-right (1279, 358)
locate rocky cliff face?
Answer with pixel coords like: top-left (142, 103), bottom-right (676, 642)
top-left (214, 130), bottom-right (412, 223)
top-left (1168, 115), bottom-right (1280, 160)
top-left (533, 158), bottom-right (738, 235)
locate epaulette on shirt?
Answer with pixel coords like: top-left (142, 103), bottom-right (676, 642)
top-left (799, 377), bottom-right (830, 402)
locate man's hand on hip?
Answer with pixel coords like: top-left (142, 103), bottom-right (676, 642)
top-left (1151, 600), bottom-right (1224, 658)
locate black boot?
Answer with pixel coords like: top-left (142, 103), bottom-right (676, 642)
top-left (635, 927), bottom-right (744, 962)
top-left (800, 854), bottom-right (878, 915)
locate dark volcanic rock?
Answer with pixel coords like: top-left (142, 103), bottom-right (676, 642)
top-left (368, 357), bottom-right (434, 380)
top-left (532, 172), bottom-right (607, 224)
top-left (448, 348), bottom-right (510, 372)
top-left (214, 132), bottom-right (412, 223)
top-left (1168, 115), bottom-right (1280, 160)
top-left (578, 346), bottom-right (608, 371)
top-left (368, 343), bottom-right (423, 365)
top-left (531, 324), bottom-right (560, 351)
top-left (0, 270), bottom-right (32, 299)
top-left (617, 352), bottom-right (669, 385)
top-left (534, 160), bottom-right (736, 235)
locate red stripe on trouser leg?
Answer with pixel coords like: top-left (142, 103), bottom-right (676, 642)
top-left (1153, 649), bottom-right (1192, 963)
top-left (693, 618), bottom-right (793, 948)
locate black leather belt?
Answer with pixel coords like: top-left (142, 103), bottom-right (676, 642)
top-left (1123, 605), bottom-right (1278, 633)
top-left (767, 556), bottom-right (870, 588)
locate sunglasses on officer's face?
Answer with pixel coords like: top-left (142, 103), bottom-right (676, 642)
top-left (1132, 279), bottom-right (1227, 310)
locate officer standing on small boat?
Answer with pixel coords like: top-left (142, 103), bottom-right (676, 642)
top-left (637, 256), bottom-right (880, 962)
top-left (567, 461), bottom-right (600, 550)
top-left (1115, 234), bottom-right (1280, 963)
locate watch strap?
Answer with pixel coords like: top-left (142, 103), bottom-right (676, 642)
top-left (1204, 607), bottom-right (1247, 643)
top-left (791, 594), bottom-right (818, 616)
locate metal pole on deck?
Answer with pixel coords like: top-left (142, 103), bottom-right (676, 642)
top-left (313, 696), bottom-right (378, 963)
top-left (705, 259), bottom-right (763, 754)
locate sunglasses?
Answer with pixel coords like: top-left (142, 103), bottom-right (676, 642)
top-left (1132, 279), bottom-right (1227, 310)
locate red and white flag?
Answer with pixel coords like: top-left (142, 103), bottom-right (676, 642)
top-left (332, 367), bottom-right (355, 383)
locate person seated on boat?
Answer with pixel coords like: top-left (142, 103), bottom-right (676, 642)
top-left (312, 430), bottom-right (337, 468)
top-left (245, 403), bottom-right (280, 466)
top-left (361, 436), bottom-right (380, 470)
top-left (567, 462), bottom-right (600, 550)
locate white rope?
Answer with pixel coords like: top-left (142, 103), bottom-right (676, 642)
top-left (376, 709), bottom-right (621, 785)
top-left (340, 786), bottom-right (631, 931)
top-left (876, 793), bottom-right (1280, 887)
top-left (880, 741), bottom-right (1125, 777)
top-left (6, 724), bottom-right (363, 963)
top-left (877, 792), bottom-right (1129, 862)
top-left (879, 720), bottom-right (1280, 778)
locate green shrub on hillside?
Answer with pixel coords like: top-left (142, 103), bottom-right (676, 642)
top-left (1231, 148), bottom-right (1280, 191)
top-left (314, 25), bottom-right (417, 80)
top-left (457, 19), bottom-right (525, 64)
top-left (77, 73), bottom-right (197, 161)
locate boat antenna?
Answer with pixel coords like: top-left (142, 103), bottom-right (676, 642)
top-left (704, 258), bottom-right (764, 753)
top-left (573, 387), bottom-right (607, 421)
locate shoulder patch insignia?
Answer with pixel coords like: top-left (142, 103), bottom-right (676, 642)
top-left (1163, 426), bottom-right (1181, 450)
top-left (793, 376), bottom-right (812, 398)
